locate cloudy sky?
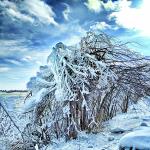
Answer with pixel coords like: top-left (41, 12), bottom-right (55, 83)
top-left (0, 0), bottom-right (150, 90)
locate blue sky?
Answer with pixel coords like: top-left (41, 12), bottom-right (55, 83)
top-left (0, 0), bottom-right (150, 90)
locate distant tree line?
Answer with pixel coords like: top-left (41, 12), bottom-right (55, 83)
top-left (0, 90), bottom-right (28, 93)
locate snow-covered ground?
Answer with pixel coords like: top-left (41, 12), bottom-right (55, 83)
top-left (0, 91), bottom-right (27, 111)
top-left (45, 98), bottom-right (150, 150)
top-left (0, 92), bottom-right (28, 150)
top-left (1, 93), bottom-right (150, 150)
top-left (119, 128), bottom-right (150, 149)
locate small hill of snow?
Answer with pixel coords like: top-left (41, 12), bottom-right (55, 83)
top-left (119, 128), bottom-right (150, 149)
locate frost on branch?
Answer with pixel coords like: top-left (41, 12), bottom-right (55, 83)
top-left (23, 32), bottom-right (150, 147)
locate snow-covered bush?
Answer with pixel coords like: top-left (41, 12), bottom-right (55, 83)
top-left (23, 32), bottom-right (150, 148)
top-left (0, 102), bottom-right (26, 150)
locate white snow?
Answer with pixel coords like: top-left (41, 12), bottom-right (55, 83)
top-left (22, 88), bottom-right (49, 112)
top-left (82, 99), bottom-right (88, 108)
top-left (1, 94), bottom-right (150, 150)
top-left (63, 103), bottom-right (70, 115)
top-left (119, 128), bottom-right (150, 149)
top-left (35, 144), bottom-right (39, 150)
top-left (44, 98), bottom-right (150, 150)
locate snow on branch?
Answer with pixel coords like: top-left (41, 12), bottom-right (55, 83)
top-left (23, 31), bottom-right (150, 146)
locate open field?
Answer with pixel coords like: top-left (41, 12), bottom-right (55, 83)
top-left (0, 91), bottom-right (28, 110)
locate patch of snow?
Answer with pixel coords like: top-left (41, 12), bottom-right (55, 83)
top-left (119, 128), bottom-right (150, 149)
top-left (35, 144), bottom-right (39, 150)
top-left (63, 104), bottom-right (70, 115)
top-left (82, 99), bottom-right (88, 108)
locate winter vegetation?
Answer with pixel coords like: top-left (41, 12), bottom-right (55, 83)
top-left (0, 32), bottom-right (150, 150)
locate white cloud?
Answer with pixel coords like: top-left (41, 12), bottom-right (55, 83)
top-left (109, 0), bottom-right (150, 36)
top-left (90, 21), bottom-right (111, 30)
top-left (6, 7), bottom-right (34, 23)
top-left (20, 50), bottom-right (49, 66)
top-left (84, 0), bottom-right (102, 13)
top-left (23, 0), bottom-right (58, 26)
top-left (5, 59), bottom-right (22, 66)
top-left (27, 49), bottom-right (49, 66)
top-left (84, 0), bottom-right (117, 12)
top-left (62, 35), bottom-right (81, 46)
top-left (22, 56), bottom-right (32, 62)
top-left (62, 3), bottom-right (71, 21)
top-left (48, 21), bottom-right (86, 38)
top-left (102, 0), bottom-right (116, 11)
top-left (0, 39), bottom-right (29, 57)
top-left (25, 56), bottom-right (32, 60)
top-left (0, 39), bottom-right (28, 50)
top-left (0, 0), bottom-right (58, 26)
top-left (0, 67), bottom-right (11, 73)
top-left (0, 1), bottom-right (34, 23)
top-left (35, 61), bottom-right (42, 65)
